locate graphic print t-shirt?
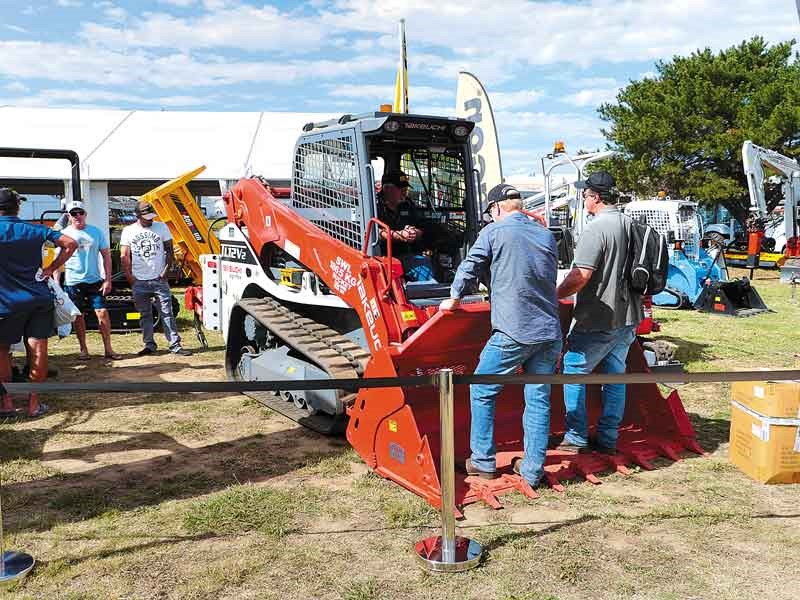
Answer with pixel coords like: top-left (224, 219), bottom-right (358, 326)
top-left (120, 221), bottom-right (173, 281)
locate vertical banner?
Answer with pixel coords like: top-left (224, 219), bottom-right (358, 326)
top-left (456, 71), bottom-right (503, 210)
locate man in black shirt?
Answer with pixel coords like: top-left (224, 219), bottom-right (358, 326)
top-left (377, 170), bottom-right (434, 281)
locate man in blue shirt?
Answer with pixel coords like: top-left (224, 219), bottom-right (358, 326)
top-left (0, 188), bottom-right (77, 418)
top-left (439, 184), bottom-right (562, 488)
top-left (60, 200), bottom-right (119, 360)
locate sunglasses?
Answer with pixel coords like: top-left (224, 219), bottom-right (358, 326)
top-left (69, 210), bottom-right (86, 216)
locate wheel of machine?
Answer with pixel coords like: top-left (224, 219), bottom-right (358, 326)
top-left (234, 345), bottom-right (258, 381)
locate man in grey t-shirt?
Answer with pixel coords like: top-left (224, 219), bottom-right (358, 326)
top-left (556, 171), bottom-right (642, 455)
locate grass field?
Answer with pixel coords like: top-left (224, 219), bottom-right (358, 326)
top-left (1, 269), bottom-right (799, 600)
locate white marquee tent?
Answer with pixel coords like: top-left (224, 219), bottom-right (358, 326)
top-left (0, 107), bottom-right (333, 230)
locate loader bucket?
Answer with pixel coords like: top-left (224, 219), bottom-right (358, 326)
top-left (694, 278), bottom-right (770, 317)
top-left (346, 302), bottom-right (704, 510)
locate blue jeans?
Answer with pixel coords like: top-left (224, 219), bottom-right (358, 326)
top-left (132, 279), bottom-right (181, 351)
top-left (470, 331), bottom-right (562, 485)
top-left (562, 325), bottom-right (637, 449)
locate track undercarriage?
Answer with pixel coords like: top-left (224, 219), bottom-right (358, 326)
top-left (226, 297), bottom-right (370, 434)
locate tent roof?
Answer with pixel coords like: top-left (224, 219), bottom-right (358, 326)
top-left (0, 107), bottom-right (334, 182)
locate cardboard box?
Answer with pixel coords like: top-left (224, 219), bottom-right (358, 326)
top-left (730, 380), bottom-right (800, 419)
top-left (729, 400), bottom-right (800, 484)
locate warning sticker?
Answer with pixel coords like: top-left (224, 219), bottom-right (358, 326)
top-left (388, 419), bottom-right (398, 432)
top-left (401, 310), bottom-right (416, 322)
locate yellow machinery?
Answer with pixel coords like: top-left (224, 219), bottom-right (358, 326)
top-left (139, 165), bottom-right (221, 282)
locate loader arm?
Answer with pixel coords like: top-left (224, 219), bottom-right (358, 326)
top-left (224, 176), bottom-right (414, 353)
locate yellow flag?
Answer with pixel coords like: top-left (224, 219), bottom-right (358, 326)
top-left (393, 66), bottom-right (408, 113)
top-left (393, 69), bottom-right (402, 113)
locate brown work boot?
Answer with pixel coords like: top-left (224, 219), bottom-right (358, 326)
top-left (464, 458), bottom-right (496, 479)
top-left (554, 441), bottom-right (587, 455)
top-left (511, 457), bottom-right (543, 490)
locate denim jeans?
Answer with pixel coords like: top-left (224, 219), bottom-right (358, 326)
top-left (470, 331), bottom-right (563, 485)
top-left (562, 325), bottom-right (637, 449)
top-left (132, 278), bottom-right (181, 351)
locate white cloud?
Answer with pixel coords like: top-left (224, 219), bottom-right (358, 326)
top-left (490, 89), bottom-right (544, 111)
top-left (80, 4), bottom-right (327, 53)
top-left (56, 0), bottom-right (83, 7)
top-left (321, 0), bottom-right (796, 75)
top-left (0, 87), bottom-right (208, 108)
top-left (5, 24), bottom-right (28, 34)
top-left (328, 83), bottom-right (451, 104)
top-left (4, 82), bottom-right (30, 93)
top-left (0, 41), bottom-right (394, 88)
top-left (158, 0), bottom-right (196, 6)
top-left (102, 5), bottom-right (128, 22)
top-left (564, 86), bottom-right (621, 108)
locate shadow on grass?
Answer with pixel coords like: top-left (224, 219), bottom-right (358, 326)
top-left (3, 426), bottom-right (348, 535)
top-left (688, 413), bottom-right (731, 450)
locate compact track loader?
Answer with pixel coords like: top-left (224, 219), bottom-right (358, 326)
top-left (202, 111), bottom-right (703, 509)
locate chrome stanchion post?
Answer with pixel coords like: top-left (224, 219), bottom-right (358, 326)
top-left (414, 368), bottom-right (482, 572)
top-left (0, 466), bottom-right (36, 588)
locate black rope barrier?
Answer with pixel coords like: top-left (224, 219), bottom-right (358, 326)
top-left (3, 369), bottom-right (800, 395)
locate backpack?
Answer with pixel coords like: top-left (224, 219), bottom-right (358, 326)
top-left (626, 216), bottom-right (668, 295)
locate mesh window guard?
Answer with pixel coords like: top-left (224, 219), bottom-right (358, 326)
top-left (293, 135), bottom-right (363, 248)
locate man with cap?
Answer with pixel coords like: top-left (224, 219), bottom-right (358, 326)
top-left (120, 200), bottom-right (191, 356)
top-left (0, 188), bottom-right (78, 418)
top-left (377, 170), bottom-right (433, 281)
top-left (439, 183), bottom-right (562, 488)
top-left (556, 171), bottom-right (642, 455)
top-left (59, 200), bottom-right (119, 360)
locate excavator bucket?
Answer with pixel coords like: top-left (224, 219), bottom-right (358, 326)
top-left (694, 278), bottom-right (770, 317)
top-left (347, 303), bottom-right (704, 510)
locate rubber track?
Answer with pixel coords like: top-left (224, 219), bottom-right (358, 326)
top-left (235, 297), bottom-right (371, 434)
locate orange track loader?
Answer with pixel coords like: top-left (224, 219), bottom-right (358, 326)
top-left (203, 111), bottom-right (703, 509)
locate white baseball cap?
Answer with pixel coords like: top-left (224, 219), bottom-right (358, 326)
top-left (66, 200), bottom-right (85, 213)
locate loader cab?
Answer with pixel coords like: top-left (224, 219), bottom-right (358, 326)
top-left (291, 112), bottom-right (480, 288)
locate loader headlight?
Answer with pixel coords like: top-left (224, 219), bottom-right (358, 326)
top-left (452, 124), bottom-right (469, 138)
top-left (383, 120), bottom-right (401, 133)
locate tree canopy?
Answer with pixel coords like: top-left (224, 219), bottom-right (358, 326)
top-left (599, 37), bottom-right (800, 224)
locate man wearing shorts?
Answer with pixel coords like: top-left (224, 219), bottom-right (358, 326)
top-left (60, 200), bottom-right (119, 360)
top-left (0, 188), bottom-right (77, 418)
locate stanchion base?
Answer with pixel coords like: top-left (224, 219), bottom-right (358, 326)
top-left (414, 535), bottom-right (482, 572)
top-left (0, 551), bottom-right (35, 588)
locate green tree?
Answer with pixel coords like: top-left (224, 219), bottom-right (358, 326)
top-left (599, 37), bottom-right (800, 224)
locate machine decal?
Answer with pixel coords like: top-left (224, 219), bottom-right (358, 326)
top-left (284, 239), bottom-right (301, 260)
top-left (401, 310), bottom-right (416, 322)
top-left (358, 279), bottom-right (382, 350)
top-left (330, 256), bottom-right (357, 294)
top-left (389, 442), bottom-right (406, 464)
top-left (388, 419), bottom-right (398, 432)
top-left (221, 241), bottom-right (257, 265)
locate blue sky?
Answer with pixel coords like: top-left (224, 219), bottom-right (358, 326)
top-left (0, 0), bottom-right (797, 175)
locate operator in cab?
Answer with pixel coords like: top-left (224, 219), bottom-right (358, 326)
top-left (377, 170), bottom-right (435, 282)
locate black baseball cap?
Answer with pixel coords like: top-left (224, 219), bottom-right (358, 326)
top-left (575, 171), bottom-right (615, 194)
top-left (487, 183), bottom-right (521, 206)
top-left (0, 188), bottom-right (26, 210)
top-left (135, 200), bottom-right (157, 216)
top-left (381, 170), bottom-right (410, 188)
